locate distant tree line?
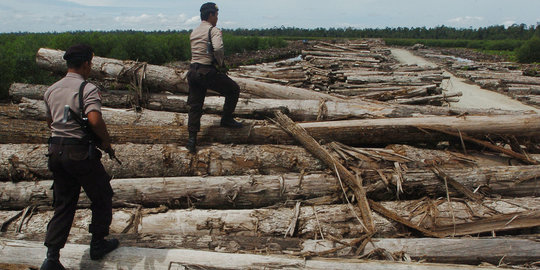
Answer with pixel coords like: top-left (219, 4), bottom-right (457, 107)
top-left (225, 24), bottom-right (539, 40)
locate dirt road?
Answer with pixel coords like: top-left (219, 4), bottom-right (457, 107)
top-left (391, 48), bottom-right (539, 113)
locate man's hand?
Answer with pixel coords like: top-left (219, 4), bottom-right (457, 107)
top-left (104, 146), bottom-right (122, 165)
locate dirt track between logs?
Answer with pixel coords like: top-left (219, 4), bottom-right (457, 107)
top-left (391, 48), bottom-right (540, 113)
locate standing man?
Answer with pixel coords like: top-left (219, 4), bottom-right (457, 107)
top-left (40, 44), bottom-right (119, 270)
top-left (186, 2), bottom-right (243, 153)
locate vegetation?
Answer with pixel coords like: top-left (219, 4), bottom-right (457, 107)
top-left (0, 31), bottom-right (286, 99)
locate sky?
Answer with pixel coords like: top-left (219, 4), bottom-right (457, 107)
top-left (0, 0), bottom-right (539, 33)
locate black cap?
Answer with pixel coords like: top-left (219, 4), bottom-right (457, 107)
top-left (63, 44), bottom-right (94, 62)
top-left (200, 2), bottom-right (218, 13)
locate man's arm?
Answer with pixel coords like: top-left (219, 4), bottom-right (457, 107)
top-left (46, 117), bottom-right (52, 129)
top-left (87, 111), bottom-right (112, 150)
top-left (211, 28), bottom-right (225, 67)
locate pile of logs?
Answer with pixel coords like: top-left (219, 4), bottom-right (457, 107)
top-left (418, 48), bottom-right (540, 108)
top-left (1, 41), bottom-right (540, 269)
top-left (229, 41), bottom-right (460, 106)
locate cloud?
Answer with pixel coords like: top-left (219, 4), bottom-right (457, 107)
top-left (447, 16), bottom-right (484, 25)
top-left (112, 13), bottom-right (200, 30)
top-left (62, 0), bottom-right (115, 7)
top-left (502, 20), bottom-right (517, 28)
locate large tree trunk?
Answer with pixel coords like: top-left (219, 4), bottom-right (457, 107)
top-left (0, 173), bottom-right (340, 210)
top-left (3, 165), bottom-right (538, 210)
top-left (2, 231), bottom-right (537, 266)
top-left (10, 83), bottom-right (524, 120)
top-left (0, 142), bottom-right (532, 181)
top-left (36, 48), bottom-right (340, 101)
top-left (0, 239), bottom-right (505, 270)
top-left (0, 144), bottom-right (324, 181)
top-left (1, 198), bottom-right (538, 238)
top-left (2, 113), bottom-right (538, 146)
top-left (2, 232), bottom-right (536, 266)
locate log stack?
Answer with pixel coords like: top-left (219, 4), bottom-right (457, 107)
top-left (228, 41), bottom-right (458, 106)
top-left (1, 40), bottom-right (540, 269)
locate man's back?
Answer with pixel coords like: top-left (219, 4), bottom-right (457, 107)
top-left (44, 72), bottom-right (101, 139)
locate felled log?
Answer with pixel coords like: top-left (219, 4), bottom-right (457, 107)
top-left (3, 232), bottom-right (537, 265)
top-left (11, 83), bottom-right (525, 119)
top-left (2, 113), bottom-right (539, 146)
top-left (2, 198), bottom-right (539, 238)
top-left (0, 144), bottom-right (324, 181)
top-left (3, 164), bottom-right (538, 208)
top-left (36, 48), bottom-right (189, 93)
top-left (36, 48), bottom-right (340, 101)
top-left (306, 237), bottom-right (540, 265)
top-left (0, 173), bottom-right (340, 210)
top-left (0, 239), bottom-right (504, 270)
top-left (390, 92), bottom-right (462, 105)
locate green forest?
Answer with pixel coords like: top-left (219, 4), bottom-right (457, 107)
top-left (1, 24), bottom-right (539, 100)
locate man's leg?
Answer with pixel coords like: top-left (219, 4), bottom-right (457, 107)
top-left (208, 73), bottom-right (242, 128)
top-left (64, 147), bottom-right (117, 260)
top-left (187, 71), bottom-right (208, 152)
top-left (42, 145), bottom-right (80, 269)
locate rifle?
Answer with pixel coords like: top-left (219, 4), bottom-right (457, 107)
top-left (61, 81), bottom-right (122, 165)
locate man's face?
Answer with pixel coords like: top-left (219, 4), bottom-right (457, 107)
top-left (209, 11), bottom-right (218, 26)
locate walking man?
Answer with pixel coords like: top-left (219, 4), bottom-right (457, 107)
top-left (40, 44), bottom-right (119, 270)
top-left (186, 2), bottom-right (243, 153)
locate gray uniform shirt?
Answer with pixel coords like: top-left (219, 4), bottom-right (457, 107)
top-left (44, 72), bottom-right (102, 139)
top-left (190, 21), bottom-right (225, 66)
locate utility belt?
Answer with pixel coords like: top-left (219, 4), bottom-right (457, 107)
top-left (48, 137), bottom-right (91, 145)
top-left (190, 63), bottom-right (215, 71)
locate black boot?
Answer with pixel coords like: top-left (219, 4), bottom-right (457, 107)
top-left (90, 236), bottom-right (119, 260)
top-left (40, 248), bottom-right (65, 270)
top-left (220, 117), bottom-right (243, 129)
top-left (186, 131), bottom-right (197, 153)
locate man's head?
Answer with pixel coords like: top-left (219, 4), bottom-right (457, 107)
top-left (64, 44), bottom-right (93, 79)
top-left (200, 2), bottom-right (219, 26)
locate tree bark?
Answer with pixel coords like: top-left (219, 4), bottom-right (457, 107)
top-left (0, 173), bottom-right (340, 210)
top-left (2, 165), bottom-right (538, 208)
top-left (0, 143), bottom-right (325, 181)
top-left (2, 198), bottom-right (538, 238)
top-left (0, 239), bottom-right (504, 270)
top-left (2, 113), bottom-right (539, 146)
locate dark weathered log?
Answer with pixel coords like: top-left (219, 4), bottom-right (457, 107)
top-left (2, 113), bottom-right (539, 146)
top-left (2, 198), bottom-right (538, 238)
top-left (0, 144), bottom-right (324, 181)
top-left (0, 239), bottom-right (504, 270)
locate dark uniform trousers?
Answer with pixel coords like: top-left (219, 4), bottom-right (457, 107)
top-left (44, 140), bottom-right (113, 250)
top-left (187, 63), bottom-right (240, 133)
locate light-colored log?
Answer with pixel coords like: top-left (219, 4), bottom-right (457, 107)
top-left (0, 143), bottom-right (324, 180)
top-left (36, 48), bottom-right (189, 93)
top-left (1, 198), bottom-right (538, 238)
top-left (0, 239), bottom-right (502, 270)
top-left (3, 165), bottom-right (538, 209)
top-left (0, 173), bottom-right (339, 210)
top-left (3, 233), bottom-right (537, 265)
top-left (36, 48), bottom-right (341, 101)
